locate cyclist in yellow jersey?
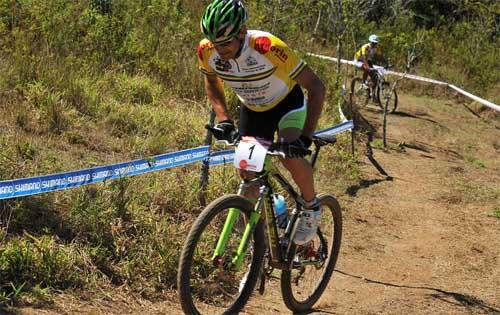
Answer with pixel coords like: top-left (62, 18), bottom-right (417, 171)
top-left (354, 34), bottom-right (387, 89)
top-left (198, 0), bottom-right (325, 245)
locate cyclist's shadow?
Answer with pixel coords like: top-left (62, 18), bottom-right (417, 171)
top-left (332, 270), bottom-right (500, 314)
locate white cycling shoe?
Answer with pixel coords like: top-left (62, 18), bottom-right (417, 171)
top-left (293, 201), bottom-right (322, 245)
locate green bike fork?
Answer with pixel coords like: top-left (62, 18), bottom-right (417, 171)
top-left (212, 184), bottom-right (265, 270)
top-left (211, 207), bottom-right (261, 271)
top-left (232, 210), bottom-right (260, 269)
top-left (212, 207), bottom-right (240, 263)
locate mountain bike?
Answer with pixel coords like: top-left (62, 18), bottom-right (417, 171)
top-left (350, 66), bottom-right (398, 113)
top-left (177, 133), bottom-right (343, 315)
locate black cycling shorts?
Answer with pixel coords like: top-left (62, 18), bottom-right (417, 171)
top-left (238, 85), bottom-right (305, 141)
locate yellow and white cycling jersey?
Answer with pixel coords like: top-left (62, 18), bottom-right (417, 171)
top-left (197, 30), bottom-right (307, 112)
top-left (355, 43), bottom-right (383, 62)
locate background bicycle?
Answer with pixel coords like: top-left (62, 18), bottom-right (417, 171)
top-left (177, 133), bottom-right (343, 315)
top-left (350, 66), bottom-right (398, 113)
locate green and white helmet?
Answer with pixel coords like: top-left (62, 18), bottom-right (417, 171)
top-left (369, 34), bottom-right (380, 43)
top-left (200, 0), bottom-right (248, 44)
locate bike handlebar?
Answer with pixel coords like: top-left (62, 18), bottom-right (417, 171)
top-left (206, 125), bottom-right (337, 159)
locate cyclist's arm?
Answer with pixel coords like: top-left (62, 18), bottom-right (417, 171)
top-left (357, 44), bottom-right (370, 70)
top-left (362, 58), bottom-right (371, 70)
top-left (204, 74), bottom-right (231, 122)
top-left (294, 66), bottom-right (325, 138)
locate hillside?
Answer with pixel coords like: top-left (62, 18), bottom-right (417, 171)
top-left (1, 1), bottom-right (499, 314)
top-left (10, 91), bottom-right (500, 315)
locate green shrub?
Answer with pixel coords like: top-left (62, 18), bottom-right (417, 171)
top-left (112, 73), bottom-right (161, 105)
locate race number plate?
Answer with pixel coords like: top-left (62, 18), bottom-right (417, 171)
top-left (234, 137), bottom-right (271, 172)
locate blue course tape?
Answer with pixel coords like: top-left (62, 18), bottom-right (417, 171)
top-left (208, 149), bottom-right (235, 166)
top-left (315, 120), bottom-right (354, 137)
top-left (0, 121), bottom-right (353, 200)
top-left (206, 120), bottom-right (354, 167)
top-left (0, 146), bottom-right (209, 199)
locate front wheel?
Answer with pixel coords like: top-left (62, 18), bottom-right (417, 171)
top-left (350, 77), bottom-right (370, 109)
top-left (178, 194), bottom-right (265, 315)
top-left (280, 193), bottom-right (343, 312)
top-left (377, 81), bottom-right (398, 113)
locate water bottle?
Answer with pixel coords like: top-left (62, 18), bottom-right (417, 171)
top-left (272, 194), bottom-right (289, 231)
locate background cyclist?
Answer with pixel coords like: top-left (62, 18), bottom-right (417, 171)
top-left (354, 34), bottom-right (388, 94)
top-left (198, 0), bottom-right (325, 245)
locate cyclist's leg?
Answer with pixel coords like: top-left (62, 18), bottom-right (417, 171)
top-left (362, 69), bottom-right (369, 84)
top-left (238, 103), bottom-right (277, 201)
top-left (276, 87), bottom-right (321, 245)
top-left (277, 102), bottom-right (315, 202)
top-left (367, 60), bottom-right (377, 87)
top-left (357, 57), bottom-right (369, 84)
top-left (239, 85), bottom-right (317, 203)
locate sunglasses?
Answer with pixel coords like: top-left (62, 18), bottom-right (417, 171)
top-left (214, 37), bottom-right (235, 48)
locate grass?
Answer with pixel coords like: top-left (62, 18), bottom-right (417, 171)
top-left (370, 138), bottom-right (406, 153)
top-left (464, 156), bottom-right (486, 169)
top-left (0, 0), bottom-right (498, 309)
top-left (0, 233), bottom-right (89, 306)
top-left (488, 208), bottom-right (500, 219)
top-left (444, 178), bottom-right (500, 205)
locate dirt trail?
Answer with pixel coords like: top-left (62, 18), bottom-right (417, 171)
top-left (14, 94), bottom-right (500, 314)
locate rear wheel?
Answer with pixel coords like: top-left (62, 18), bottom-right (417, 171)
top-left (280, 193), bottom-right (342, 312)
top-left (350, 77), bottom-right (370, 109)
top-left (178, 194), bottom-right (265, 315)
top-left (377, 81), bottom-right (398, 113)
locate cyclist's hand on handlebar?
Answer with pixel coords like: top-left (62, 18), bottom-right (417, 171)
top-left (205, 120), bottom-right (240, 143)
top-left (274, 137), bottom-right (312, 158)
top-left (299, 134), bottom-right (313, 149)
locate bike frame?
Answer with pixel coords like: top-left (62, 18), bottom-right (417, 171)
top-left (211, 143), bottom-right (323, 271)
top-left (369, 67), bottom-right (386, 92)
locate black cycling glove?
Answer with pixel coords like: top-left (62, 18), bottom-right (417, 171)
top-left (299, 134), bottom-right (313, 149)
top-left (276, 137), bottom-right (312, 158)
top-left (208, 120), bottom-right (239, 143)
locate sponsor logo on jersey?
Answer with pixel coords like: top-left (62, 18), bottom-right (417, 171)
top-left (271, 46), bottom-right (288, 62)
top-left (245, 56), bottom-right (258, 66)
top-left (197, 40), bottom-right (213, 61)
top-left (214, 57), bottom-right (232, 72)
top-left (241, 83), bottom-right (253, 89)
top-left (254, 36), bottom-right (271, 54)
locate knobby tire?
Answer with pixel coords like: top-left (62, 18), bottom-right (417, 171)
top-left (280, 193), bottom-right (343, 312)
top-left (178, 194), bottom-right (265, 315)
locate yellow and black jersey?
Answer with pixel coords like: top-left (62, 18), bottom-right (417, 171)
top-left (197, 30), bottom-right (307, 112)
top-left (355, 43), bottom-right (383, 62)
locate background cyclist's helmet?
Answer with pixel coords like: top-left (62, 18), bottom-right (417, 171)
top-left (369, 34), bottom-right (380, 44)
top-left (200, 0), bottom-right (248, 44)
